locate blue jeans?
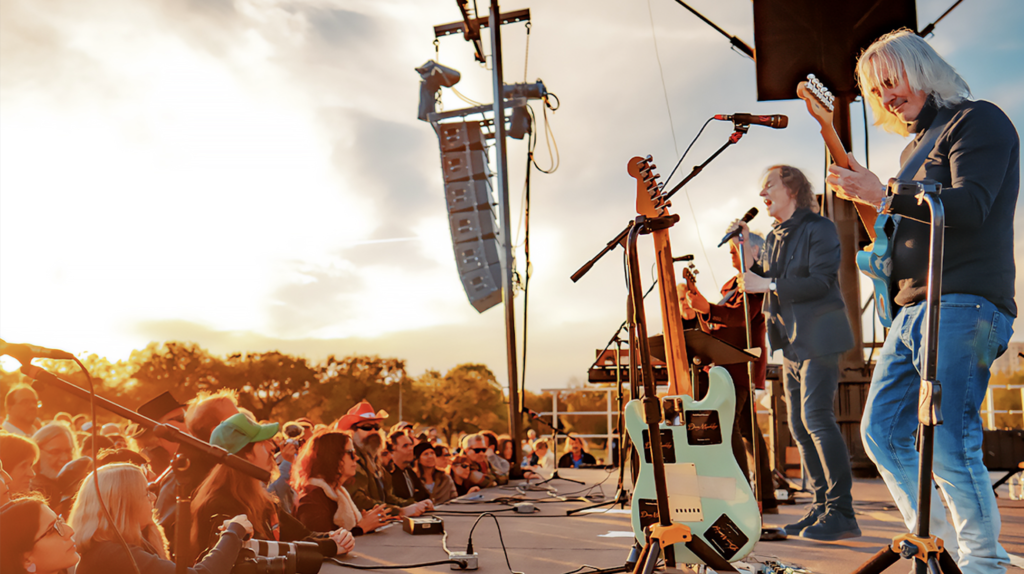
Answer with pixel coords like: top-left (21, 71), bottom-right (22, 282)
top-left (862, 294), bottom-right (1011, 574)
top-left (783, 352), bottom-right (855, 517)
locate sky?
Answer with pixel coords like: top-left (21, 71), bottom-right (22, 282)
top-left (1, 0), bottom-right (1023, 393)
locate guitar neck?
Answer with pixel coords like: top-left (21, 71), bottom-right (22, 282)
top-left (652, 229), bottom-right (692, 397)
top-left (821, 124), bottom-right (878, 241)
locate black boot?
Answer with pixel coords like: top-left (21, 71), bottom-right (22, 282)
top-left (782, 504), bottom-right (824, 536)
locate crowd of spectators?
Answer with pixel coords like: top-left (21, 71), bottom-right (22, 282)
top-left (0, 384), bottom-right (602, 574)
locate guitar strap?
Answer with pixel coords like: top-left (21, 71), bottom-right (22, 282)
top-left (895, 106), bottom-right (955, 182)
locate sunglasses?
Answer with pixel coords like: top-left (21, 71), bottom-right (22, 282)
top-left (343, 448), bottom-right (357, 457)
top-left (471, 447), bottom-right (487, 454)
top-left (458, 464), bottom-right (471, 469)
top-left (34, 515), bottom-right (69, 543)
top-left (354, 424), bottom-right (381, 432)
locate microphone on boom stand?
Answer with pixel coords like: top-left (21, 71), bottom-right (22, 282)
top-left (714, 113), bottom-right (789, 129)
top-left (717, 207), bottom-right (759, 247)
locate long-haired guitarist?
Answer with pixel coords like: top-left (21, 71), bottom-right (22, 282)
top-left (732, 164), bottom-right (859, 541)
top-left (828, 29), bottom-right (1018, 574)
top-left (679, 230), bottom-right (779, 514)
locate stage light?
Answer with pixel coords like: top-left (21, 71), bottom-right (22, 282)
top-left (416, 60), bottom-right (461, 122)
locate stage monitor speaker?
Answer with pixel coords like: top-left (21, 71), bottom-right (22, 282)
top-left (752, 0), bottom-right (916, 101)
top-left (445, 179), bottom-right (493, 213)
top-left (441, 148), bottom-right (490, 184)
top-left (439, 121), bottom-right (485, 152)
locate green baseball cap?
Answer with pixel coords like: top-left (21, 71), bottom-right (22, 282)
top-left (210, 413), bottom-right (279, 454)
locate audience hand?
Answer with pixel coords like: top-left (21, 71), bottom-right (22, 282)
top-left (329, 529), bottom-right (355, 554)
top-left (278, 441), bottom-right (298, 464)
top-left (468, 486), bottom-right (481, 494)
top-left (400, 502), bottom-right (425, 517)
top-left (220, 514), bottom-right (254, 539)
top-left (358, 504), bottom-right (393, 532)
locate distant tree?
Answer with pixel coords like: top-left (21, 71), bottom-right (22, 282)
top-left (417, 364), bottom-right (507, 446)
top-left (223, 351), bottom-right (319, 421)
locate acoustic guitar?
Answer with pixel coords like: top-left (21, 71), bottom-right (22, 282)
top-left (797, 73), bottom-right (897, 327)
top-left (624, 155), bottom-right (760, 565)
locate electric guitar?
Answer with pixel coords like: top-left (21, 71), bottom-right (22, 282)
top-left (797, 74), bottom-right (896, 327)
top-left (625, 156), bottom-right (760, 565)
top-left (679, 263), bottom-right (712, 332)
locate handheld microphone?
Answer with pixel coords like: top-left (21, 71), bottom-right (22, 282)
top-left (714, 113), bottom-right (788, 129)
top-left (0, 339), bottom-right (76, 362)
top-left (717, 208), bottom-right (758, 247)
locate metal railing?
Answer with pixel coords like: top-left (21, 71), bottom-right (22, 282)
top-left (983, 383), bottom-right (1024, 429)
top-left (537, 387), bottom-right (618, 460)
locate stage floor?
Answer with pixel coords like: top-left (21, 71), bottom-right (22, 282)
top-left (321, 468), bottom-right (1024, 573)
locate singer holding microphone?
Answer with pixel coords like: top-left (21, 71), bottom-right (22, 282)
top-left (731, 165), bottom-right (859, 541)
top-left (680, 213), bottom-right (779, 515)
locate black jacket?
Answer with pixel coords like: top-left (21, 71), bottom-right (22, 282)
top-left (753, 208), bottom-right (854, 362)
top-left (889, 99), bottom-right (1019, 317)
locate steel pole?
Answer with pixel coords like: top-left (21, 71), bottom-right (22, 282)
top-left (489, 0), bottom-right (521, 458)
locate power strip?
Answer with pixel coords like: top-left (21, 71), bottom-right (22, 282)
top-left (449, 552), bottom-right (479, 570)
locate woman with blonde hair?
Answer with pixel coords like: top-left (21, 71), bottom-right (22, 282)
top-left (69, 463), bottom-right (251, 574)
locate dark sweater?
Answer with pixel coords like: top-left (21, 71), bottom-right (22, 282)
top-left (75, 523), bottom-right (245, 574)
top-left (293, 485), bottom-right (365, 536)
top-left (557, 451), bottom-right (597, 468)
top-left (389, 464), bottom-right (430, 502)
top-left (889, 99), bottom-right (1019, 317)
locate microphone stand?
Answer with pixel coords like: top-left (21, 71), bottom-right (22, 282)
top-left (571, 124), bottom-right (749, 284)
top-left (19, 365), bottom-right (270, 573)
top-left (522, 408), bottom-right (586, 486)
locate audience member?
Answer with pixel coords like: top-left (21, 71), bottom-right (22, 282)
top-left (31, 423), bottom-right (78, 503)
top-left (1, 495), bottom-right (80, 574)
top-left (434, 444), bottom-right (453, 474)
top-left (414, 442), bottom-right (456, 505)
top-left (0, 466), bottom-right (11, 505)
top-left (70, 463), bottom-right (251, 574)
top-left (79, 434), bottom-right (115, 457)
top-left (526, 438), bottom-right (555, 477)
top-left (390, 421), bottom-right (413, 436)
top-left (461, 434), bottom-right (497, 489)
top-left (3, 385), bottom-right (41, 437)
top-left (334, 401), bottom-right (429, 517)
top-left (185, 389), bottom-right (240, 443)
top-left (448, 454), bottom-right (481, 497)
top-left (480, 430), bottom-right (510, 484)
top-left (268, 430), bottom-right (299, 514)
top-left (291, 430), bottom-right (392, 535)
top-left (388, 431), bottom-right (431, 502)
top-left (53, 413), bottom-right (74, 427)
top-left (379, 441), bottom-right (395, 473)
top-left (133, 391), bottom-right (188, 476)
top-left (0, 432), bottom-right (40, 495)
top-left (557, 436), bottom-right (597, 469)
top-left (497, 437), bottom-right (535, 480)
top-left (191, 414), bottom-right (353, 563)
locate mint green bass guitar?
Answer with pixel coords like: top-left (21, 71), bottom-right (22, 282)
top-left (625, 366), bottom-right (761, 564)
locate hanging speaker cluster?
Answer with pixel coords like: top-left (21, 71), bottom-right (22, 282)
top-left (438, 121), bottom-right (503, 313)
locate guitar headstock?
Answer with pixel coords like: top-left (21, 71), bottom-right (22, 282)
top-left (796, 74), bottom-right (836, 131)
top-left (681, 262), bottom-right (698, 287)
top-left (628, 155), bottom-right (669, 218)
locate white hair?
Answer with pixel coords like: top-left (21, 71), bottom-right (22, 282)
top-left (857, 28), bottom-right (971, 136)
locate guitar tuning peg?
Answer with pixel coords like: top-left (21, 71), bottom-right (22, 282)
top-left (645, 154), bottom-right (653, 162)
top-left (807, 73), bottom-right (816, 80)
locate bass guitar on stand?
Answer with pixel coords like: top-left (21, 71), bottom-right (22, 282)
top-left (623, 155), bottom-right (760, 571)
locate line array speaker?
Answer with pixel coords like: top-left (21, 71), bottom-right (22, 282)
top-left (438, 121), bottom-right (503, 313)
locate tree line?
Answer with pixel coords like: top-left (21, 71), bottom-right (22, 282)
top-left (0, 341), bottom-right (620, 444)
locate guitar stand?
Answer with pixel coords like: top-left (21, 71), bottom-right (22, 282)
top-left (535, 470), bottom-right (586, 487)
top-left (849, 185), bottom-right (960, 574)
